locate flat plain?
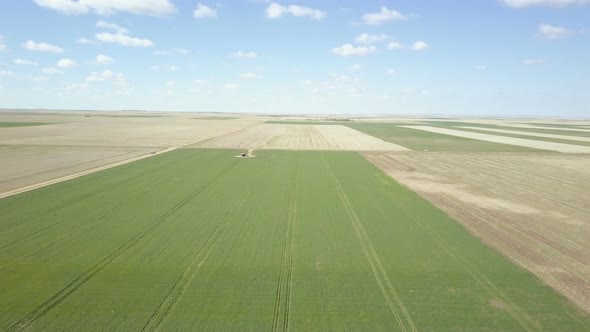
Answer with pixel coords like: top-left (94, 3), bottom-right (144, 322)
top-left (2, 110), bottom-right (590, 330)
top-left (1, 149), bottom-right (589, 330)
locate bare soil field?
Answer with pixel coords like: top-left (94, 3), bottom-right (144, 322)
top-left (364, 151), bottom-right (590, 313)
top-left (195, 124), bottom-right (409, 151)
top-left (0, 110), bottom-right (264, 195)
top-left (403, 125), bottom-right (590, 153)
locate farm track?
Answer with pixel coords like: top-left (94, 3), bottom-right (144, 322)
top-left (272, 159), bottom-right (298, 332)
top-left (322, 156), bottom-right (416, 332)
top-left (143, 165), bottom-right (261, 331)
top-left (8, 159), bottom-right (243, 332)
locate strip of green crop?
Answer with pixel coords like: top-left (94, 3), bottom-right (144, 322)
top-left (0, 122), bottom-right (53, 128)
top-left (0, 149), bottom-right (588, 330)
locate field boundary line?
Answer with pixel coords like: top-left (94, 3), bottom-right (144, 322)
top-left (322, 155), bottom-right (416, 332)
top-left (8, 159), bottom-right (242, 332)
top-left (364, 159), bottom-right (540, 331)
top-left (0, 147), bottom-right (177, 200)
top-left (143, 164), bottom-right (261, 331)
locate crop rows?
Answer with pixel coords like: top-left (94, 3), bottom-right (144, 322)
top-left (0, 149), bottom-right (588, 330)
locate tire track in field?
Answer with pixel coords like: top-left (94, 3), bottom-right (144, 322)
top-left (322, 155), bottom-right (416, 332)
top-left (142, 165), bottom-right (261, 331)
top-left (0, 150), bottom-right (195, 235)
top-left (378, 185), bottom-right (540, 331)
top-left (271, 158), bottom-right (298, 332)
top-left (8, 159), bottom-right (243, 332)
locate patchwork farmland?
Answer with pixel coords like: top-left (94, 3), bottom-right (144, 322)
top-left (1, 110), bottom-right (590, 330)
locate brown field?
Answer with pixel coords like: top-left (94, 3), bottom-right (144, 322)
top-left (194, 124), bottom-right (409, 151)
top-left (0, 111), bottom-right (264, 194)
top-left (363, 151), bottom-right (590, 313)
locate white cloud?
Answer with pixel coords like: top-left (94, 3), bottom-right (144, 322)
top-left (362, 7), bottom-right (406, 25)
top-left (0, 70), bottom-right (13, 76)
top-left (351, 64), bottom-right (361, 70)
top-left (96, 54), bottom-right (113, 64)
top-left (387, 41), bottom-right (404, 49)
top-left (77, 37), bottom-right (98, 44)
top-left (354, 33), bottom-right (389, 44)
top-left (500, 0), bottom-right (589, 8)
top-left (331, 44), bottom-right (376, 56)
top-left (240, 72), bottom-right (262, 79)
top-left (42, 67), bottom-right (63, 74)
top-left (33, 0), bottom-right (176, 16)
top-left (537, 23), bottom-right (571, 39)
top-left (194, 3), bottom-right (217, 18)
top-left (265, 2), bottom-right (326, 20)
top-left (14, 59), bottom-right (38, 66)
top-left (332, 74), bottom-right (359, 83)
top-left (96, 20), bottom-right (128, 34)
top-left (153, 48), bottom-right (189, 55)
top-left (0, 35), bottom-right (5, 51)
top-left (65, 83), bottom-right (89, 90)
top-left (387, 69), bottom-right (396, 75)
top-left (23, 40), bottom-right (63, 53)
top-left (224, 83), bottom-right (238, 89)
top-left (522, 58), bottom-right (545, 65)
top-left (232, 51), bottom-right (257, 59)
top-left (412, 41), bottom-right (430, 51)
top-left (57, 58), bottom-right (77, 68)
top-left (95, 32), bottom-right (153, 47)
top-left (85, 70), bottom-right (114, 82)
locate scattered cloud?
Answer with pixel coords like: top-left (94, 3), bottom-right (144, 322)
top-left (96, 54), bottom-right (113, 64)
top-left (332, 44), bottom-right (376, 56)
top-left (33, 0), bottom-right (176, 16)
top-left (354, 33), bottom-right (389, 44)
top-left (412, 41), bottom-right (430, 51)
top-left (537, 23), bottom-right (571, 39)
top-left (0, 35), bottom-right (5, 51)
top-left (95, 32), bottom-right (153, 47)
top-left (387, 41), bottom-right (404, 50)
top-left (224, 83), bottom-right (238, 89)
top-left (65, 83), bottom-right (89, 90)
top-left (96, 20), bottom-right (128, 34)
top-left (85, 70), bottom-right (114, 82)
top-left (332, 74), bottom-right (359, 83)
top-left (500, 0), bottom-right (590, 8)
top-left (14, 59), bottom-right (38, 66)
top-left (153, 48), bottom-right (189, 55)
top-left (23, 40), bottom-right (63, 53)
top-left (474, 65), bottom-right (488, 71)
top-left (240, 72), bottom-right (262, 79)
top-left (194, 3), bottom-right (217, 18)
top-left (362, 6), bottom-right (406, 25)
top-left (522, 58), bottom-right (545, 65)
top-left (387, 69), bottom-right (396, 75)
top-left (57, 58), bottom-right (77, 68)
top-left (42, 67), bottom-right (63, 75)
top-left (0, 70), bottom-right (13, 76)
top-left (232, 51), bottom-right (257, 59)
top-left (265, 2), bottom-right (326, 20)
top-left (351, 64), bottom-right (362, 70)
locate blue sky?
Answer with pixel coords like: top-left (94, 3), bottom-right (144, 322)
top-left (0, 0), bottom-right (588, 116)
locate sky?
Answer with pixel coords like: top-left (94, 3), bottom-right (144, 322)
top-left (0, 0), bottom-right (588, 116)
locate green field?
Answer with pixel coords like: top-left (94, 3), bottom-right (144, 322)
top-left (0, 122), bottom-right (53, 128)
top-left (266, 121), bottom-right (540, 151)
top-left (0, 149), bottom-right (588, 330)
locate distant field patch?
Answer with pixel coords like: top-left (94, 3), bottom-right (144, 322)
top-left (0, 122), bottom-right (53, 128)
top-left (193, 116), bottom-right (239, 120)
top-left (0, 149), bottom-right (588, 330)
